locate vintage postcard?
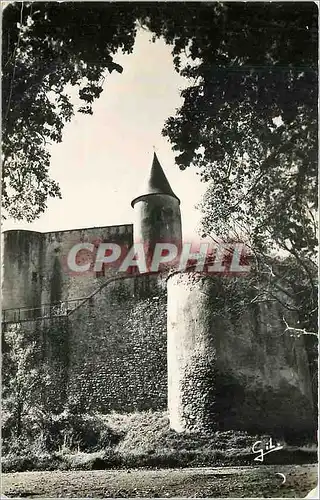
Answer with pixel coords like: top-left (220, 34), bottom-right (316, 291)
top-left (1, 1), bottom-right (318, 498)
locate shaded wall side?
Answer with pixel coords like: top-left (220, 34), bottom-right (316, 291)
top-left (41, 225), bottom-right (133, 305)
top-left (133, 195), bottom-right (182, 247)
top-left (1, 231), bottom-right (44, 311)
top-left (66, 274), bottom-right (167, 412)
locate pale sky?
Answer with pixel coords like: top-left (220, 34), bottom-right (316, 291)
top-left (3, 29), bottom-right (207, 240)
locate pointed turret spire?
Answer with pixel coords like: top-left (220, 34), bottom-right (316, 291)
top-left (131, 153), bottom-right (180, 207)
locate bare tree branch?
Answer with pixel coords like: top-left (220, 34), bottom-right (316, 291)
top-left (282, 317), bottom-right (318, 338)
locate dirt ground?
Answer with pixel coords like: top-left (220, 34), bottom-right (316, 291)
top-left (1, 464), bottom-right (317, 498)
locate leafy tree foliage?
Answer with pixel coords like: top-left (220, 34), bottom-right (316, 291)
top-left (146, 1), bottom-right (318, 342)
top-left (2, 1), bottom-right (138, 220)
top-left (150, 3), bottom-right (318, 256)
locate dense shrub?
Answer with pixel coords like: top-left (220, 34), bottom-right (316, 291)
top-left (1, 452), bottom-right (67, 473)
top-left (2, 408), bottom-right (123, 455)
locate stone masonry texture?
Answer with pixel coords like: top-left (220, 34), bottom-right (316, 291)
top-left (1, 221), bottom-right (316, 433)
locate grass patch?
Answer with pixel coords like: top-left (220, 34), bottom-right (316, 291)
top-left (2, 410), bottom-right (317, 472)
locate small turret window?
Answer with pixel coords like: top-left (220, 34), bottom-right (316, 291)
top-left (153, 211), bottom-right (163, 224)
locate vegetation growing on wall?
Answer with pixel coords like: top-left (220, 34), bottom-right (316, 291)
top-left (2, 323), bottom-right (51, 440)
top-left (2, 3), bottom-right (317, 241)
top-left (2, 318), bottom-right (70, 441)
top-left (2, 410), bottom-right (317, 473)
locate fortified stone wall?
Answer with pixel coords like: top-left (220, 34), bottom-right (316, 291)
top-left (2, 268), bottom-right (315, 434)
top-left (40, 224), bottom-right (133, 304)
top-left (67, 274), bottom-right (167, 413)
top-left (1, 152), bottom-right (316, 435)
top-left (2, 273), bottom-right (168, 415)
top-left (1, 224), bottom-right (133, 312)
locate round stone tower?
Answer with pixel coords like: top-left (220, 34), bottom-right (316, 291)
top-left (167, 270), bottom-right (314, 436)
top-left (131, 153), bottom-right (182, 266)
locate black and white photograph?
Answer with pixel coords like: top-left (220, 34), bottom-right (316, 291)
top-left (1, 1), bottom-right (318, 498)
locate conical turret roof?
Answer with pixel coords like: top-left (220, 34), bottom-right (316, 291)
top-left (131, 153), bottom-right (180, 207)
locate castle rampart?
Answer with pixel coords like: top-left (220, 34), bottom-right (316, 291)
top-left (1, 154), bottom-right (316, 436)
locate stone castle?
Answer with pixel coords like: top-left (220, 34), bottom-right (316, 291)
top-left (1, 153), bottom-right (315, 436)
